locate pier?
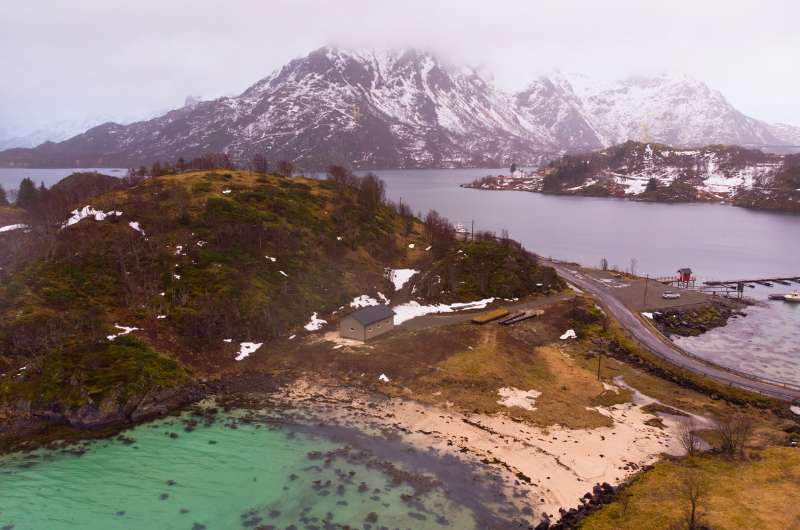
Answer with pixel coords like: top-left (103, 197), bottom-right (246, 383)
top-left (704, 276), bottom-right (800, 287)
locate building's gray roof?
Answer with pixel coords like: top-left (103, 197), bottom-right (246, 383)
top-left (349, 305), bottom-right (395, 326)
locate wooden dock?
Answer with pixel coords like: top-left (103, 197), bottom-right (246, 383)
top-left (705, 276), bottom-right (800, 287)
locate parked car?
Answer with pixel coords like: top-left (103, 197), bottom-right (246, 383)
top-left (662, 290), bottom-right (681, 299)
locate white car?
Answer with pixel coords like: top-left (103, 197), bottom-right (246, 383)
top-left (662, 290), bottom-right (681, 299)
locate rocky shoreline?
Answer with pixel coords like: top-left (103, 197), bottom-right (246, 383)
top-left (651, 298), bottom-right (751, 338)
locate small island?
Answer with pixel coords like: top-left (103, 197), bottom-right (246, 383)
top-left (464, 141), bottom-right (800, 212)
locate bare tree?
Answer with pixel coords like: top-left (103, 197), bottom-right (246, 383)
top-left (678, 417), bottom-right (701, 457)
top-left (714, 412), bottom-right (753, 459)
top-left (629, 257), bottom-right (638, 276)
top-left (678, 471), bottom-right (708, 530)
top-left (600, 257), bottom-right (609, 271)
top-left (276, 160), bottom-right (297, 177)
top-left (252, 153), bottom-right (269, 174)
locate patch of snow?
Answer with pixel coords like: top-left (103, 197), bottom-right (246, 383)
top-left (602, 382), bottom-right (620, 394)
top-left (378, 373), bottom-right (390, 382)
top-left (560, 329), bottom-right (577, 340)
top-left (408, 243), bottom-right (415, 249)
top-left (387, 268), bottom-right (418, 291)
top-left (288, 334), bottom-right (296, 340)
top-left (174, 245), bottom-right (184, 255)
top-left (62, 206), bottom-right (122, 228)
top-left (107, 324), bottom-right (140, 341)
top-left (425, 245), bottom-right (432, 251)
top-left (173, 274), bottom-right (181, 280)
top-left (265, 256), bottom-right (277, 262)
top-left (497, 387), bottom-right (541, 411)
top-left (156, 315), bottom-right (166, 320)
top-left (336, 236), bottom-right (343, 241)
top-left (641, 312), bottom-right (654, 319)
top-left (235, 342), bottom-right (262, 361)
top-left (377, 292), bottom-right (390, 304)
top-left (223, 338), bottom-right (232, 343)
top-left (350, 295), bottom-right (379, 308)
top-left (791, 405), bottom-right (800, 416)
top-left (0, 224), bottom-right (27, 233)
top-left (392, 298), bottom-right (495, 325)
top-left (304, 312), bottom-right (327, 331)
top-left (566, 283), bottom-right (584, 294)
top-left (222, 189), bottom-right (232, 194)
top-left (128, 221), bottom-right (145, 235)
top-left (279, 270), bottom-right (288, 277)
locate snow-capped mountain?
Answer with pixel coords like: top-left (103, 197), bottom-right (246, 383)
top-left (1, 46), bottom-right (799, 169)
top-left (556, 72), bottom-right (786, 147)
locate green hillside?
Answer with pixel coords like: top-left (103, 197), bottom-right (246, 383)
top-left (0, 169), bottom-right (557, 431)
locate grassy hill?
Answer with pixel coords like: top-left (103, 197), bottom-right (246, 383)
top-left (0, 169), bottom-right (558, 435)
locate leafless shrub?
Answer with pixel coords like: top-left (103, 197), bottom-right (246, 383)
top-left (678, 417), bottom-right (702, 457)
top-left (714, 412), bottom-right (753, 458)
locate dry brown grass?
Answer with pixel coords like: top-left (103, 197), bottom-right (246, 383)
top-left (582, 448), bottom-right (800, 530)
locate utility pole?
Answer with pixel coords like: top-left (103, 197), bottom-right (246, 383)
top-left (471, 220), bottom-right (474, 241)
top-left (597, 351), bottom-right (602, 381)
top-left (643, 274), bottom-right (649, 306)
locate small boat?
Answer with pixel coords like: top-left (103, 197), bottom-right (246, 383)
top-left (785, 292), bottom-right (800, 303)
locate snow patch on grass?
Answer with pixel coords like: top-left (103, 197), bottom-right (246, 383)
top-left (497, 387), bottom-right (541, 411)
top-left (350, 295), bottom-right (379, 308)
top-left (392, 298), bottom-right (495, 325)
top-left (62, 206), bottom-right (122, 228)
top-left (304, 312), bottom-right (327, 331)
top-left (107, 324), bottom-right (140, 341)
top-left (0, 224), bottom-right (27, 233)
top-left (387, 268), bottom-right (418, 291)
top-left (560, 329), bottom-right (577, 340)
top-left (235, 342), bottom-right (262, 361)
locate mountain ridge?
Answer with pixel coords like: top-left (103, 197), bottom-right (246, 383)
top-left (2, 46), bottom-right (799, 169)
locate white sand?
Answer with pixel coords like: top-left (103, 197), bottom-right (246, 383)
top-left (279, 378), bottom-right (709, 521)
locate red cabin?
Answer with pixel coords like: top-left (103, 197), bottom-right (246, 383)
top-left (677, 267), bottom-right (693, 283)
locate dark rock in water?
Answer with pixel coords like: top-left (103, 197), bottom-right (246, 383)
top-left (159, 493), bottom-right (169, 501)
top-left (180, 508), bottom-right (190, 514)
top-left (365, 512), bottom-right (378, 523)
top-left (357, 483), bottom-right (369, 493)
top-left (167, 480), bottom-right (177, 486)
top-left (286, 526), bottom-right (298, 530)
top-left (336, 501), bottom-right (348, 506)
top-left (408, 512), bottom-right (426, 521)
top-left (268, 510), bottom-right (280, 518)
top-left (191, 524), bottom-right (206, 530)
top-left (208, 440), bottom-right (217, 445)
top-left (115, 511), bottom-right (125, 516)
top-left (288, 473), bottom-right (298, 481)
top-left (168, 432), bottom-right (179, 439)
top-left (2, 525), bottom-right (15, 530)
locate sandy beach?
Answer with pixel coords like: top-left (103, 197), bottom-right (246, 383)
top-left (275, 377), bottom-right (710, 522)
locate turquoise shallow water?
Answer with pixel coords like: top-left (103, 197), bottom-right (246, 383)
top-left (0, 408), bottom-right (521, 530)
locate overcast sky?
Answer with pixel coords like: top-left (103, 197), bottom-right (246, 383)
top-left (2, 0), bottom-right (798, 134)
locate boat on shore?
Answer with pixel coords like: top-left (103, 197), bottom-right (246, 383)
top-left (769, 292), bottom-right (800, 302)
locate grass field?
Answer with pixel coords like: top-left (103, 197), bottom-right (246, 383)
top-left (581, 448), bottom-right (800, 530)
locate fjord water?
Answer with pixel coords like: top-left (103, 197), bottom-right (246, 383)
top-left (369, 168), bottom-right (800, 385)
top-left (0, 411), bottom-right (482, 530)
top-left (0, 168), bottom-right (127, 190)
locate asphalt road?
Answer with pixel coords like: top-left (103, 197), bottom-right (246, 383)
top-left (550, 263), bottom-right (800, 402)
